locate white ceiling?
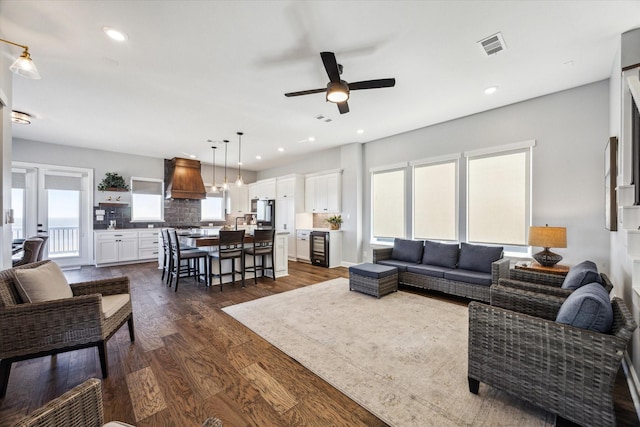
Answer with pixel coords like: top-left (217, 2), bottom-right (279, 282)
top-left (2, 1), bottom-right (639, 171)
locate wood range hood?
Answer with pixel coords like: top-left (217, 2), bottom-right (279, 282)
top-left (164, 157), bottom-right (206, 200)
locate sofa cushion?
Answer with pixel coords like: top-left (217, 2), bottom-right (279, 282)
top-left (407, 264), bottom-right (451, 278)
top-left (376, 259), bottom-right (416, 273)
top-left (422, 240), bottom-right (459, 268)
top-left (561, 260), bottom-right (602, 290)
top-left (350, 263), bottom-right (398, 279)
top-left (13, 261), bottom-right (72, 303)
top-left (391, 238), bottom-right (424, 263)
top-left (444, 269), bottom-right (493, 286)
top-left (457, 243), bottom-right (503, 274)
top-left (556, 282), bottom-right (613, 333)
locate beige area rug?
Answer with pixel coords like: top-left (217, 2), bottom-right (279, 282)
top-left (223, 278), bottom-right (554, 426)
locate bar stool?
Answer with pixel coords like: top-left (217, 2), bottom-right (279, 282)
top-left (244, 229), bottom-right (276, 284)
top-left (168, 229), bottom-right (208, 292)
top-left (12, 238), bottom-right (44, 267)
top-left (208, 230), bottom-right (245, 291)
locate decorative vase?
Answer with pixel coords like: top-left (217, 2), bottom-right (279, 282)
top-left (330, 223), bottom-right (340, 230)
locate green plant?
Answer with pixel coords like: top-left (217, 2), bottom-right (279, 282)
top-left (98, 172), bottom-right (129, 191)
top-left (326, 215), bottom-right (343, 227)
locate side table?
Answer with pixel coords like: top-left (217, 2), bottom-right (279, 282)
top-left (513, 261), bottom-right (570, 276)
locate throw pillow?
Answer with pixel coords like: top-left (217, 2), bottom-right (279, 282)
top-left (13, 261), bottom-right (73, 303)
top-left (556, 282), bottom-right (613, 333)
top-left (561, 260), bottom-right (602, 290)
top-left (422, 240), bottom-right (459, 268)
top-left (391, 238), bottom-right (424, 263)
top-left (457, 242), bottom-right (503, 274)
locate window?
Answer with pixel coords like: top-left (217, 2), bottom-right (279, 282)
top-left (371, 166), bottom-right (405, 240)
top-left (131, 178), bottom-right (163, 222)
top-left (466, 145), bottom-right (531, 246)
top-left (201, 185), bottom-right (224, 221)
top-left (413, 159), bottom-right (457, 241)
top-left (11, 170), bottom-right (26, 240)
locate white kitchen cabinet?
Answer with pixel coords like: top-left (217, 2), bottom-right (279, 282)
top-left (227, 183), bottom-right (249, 214)
top-left (138, 230), bottom-right (160, 260)
top-left (296, 229), bottom-right (311, 262)
top-left (95, 231), bottom-right (139, 265)
top-left (305, 172), bottom-right (341, 213)
top-left (276, 197), bottom-right (297, 259)
top-left (274, 232), bottom-right (289, 277)
top-left (248, 178), bottom-right (276, 201)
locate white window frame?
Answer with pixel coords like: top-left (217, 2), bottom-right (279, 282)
top-left (464, 140), bottom-right (534, 253)
top-left (411, 154), bottom-right (460, 242)
top-left (131, 177), bottom-right (164, 222)
top-left (370, 162), bottom-right (408, 244)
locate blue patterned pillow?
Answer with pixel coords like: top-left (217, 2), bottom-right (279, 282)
top-left (556, 283), bottom-right (613, 333)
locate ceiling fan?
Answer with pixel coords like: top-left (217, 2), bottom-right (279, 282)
top-left (284, 51), bottom-right (396, 114)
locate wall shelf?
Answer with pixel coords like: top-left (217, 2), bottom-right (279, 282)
top-left (99, 202), bottom-right (128, 207)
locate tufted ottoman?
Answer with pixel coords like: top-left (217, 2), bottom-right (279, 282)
top-left (349, 263), bottom-right (398, 298)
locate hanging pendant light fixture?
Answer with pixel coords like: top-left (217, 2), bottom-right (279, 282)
top-left (0, 38), bottom-right (40, 79)
top-left (222, 139), bottom-right (230, 191)
top-left (209, 142), bottom-right (220, 194)
top-left (236, 131), bottom-right (244, 186)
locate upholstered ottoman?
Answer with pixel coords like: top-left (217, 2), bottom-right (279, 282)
top-left (349, 263), bottom-right (398, 298)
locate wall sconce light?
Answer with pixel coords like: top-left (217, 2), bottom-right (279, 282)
top-left (0, 38), bottom-right (40, 79)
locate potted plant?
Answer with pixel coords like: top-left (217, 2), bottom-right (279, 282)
top-left (326, 214), bottom-right (343, 230)
top-left (98, 172), bottom-right (129, 191)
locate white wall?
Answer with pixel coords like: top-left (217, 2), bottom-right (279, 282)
top-left (0, 25), bottom-right (14, 269)
top-left (362, 80), bottom-right (610, 268)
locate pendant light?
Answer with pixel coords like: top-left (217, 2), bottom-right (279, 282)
top-left (236, 131), bottom-right (244, 186)
top-left (209, 142), bottom-right (219, 194)
top-left (0, 38), bottom-right (40, 79)
top-left (222, 139), bottom-right (230, 191)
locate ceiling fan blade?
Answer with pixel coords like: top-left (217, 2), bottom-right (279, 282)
top-left (321, 51), bottom-right (341, 83)
top-left (284, 88), bottom-right (327, 97)
top-left (337, 101), bottom-right (349, 114)
top-left (349, 78), bottom-right (396, 90)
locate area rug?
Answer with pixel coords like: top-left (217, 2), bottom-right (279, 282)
top-left (223, 279), bottom-right (554, 426)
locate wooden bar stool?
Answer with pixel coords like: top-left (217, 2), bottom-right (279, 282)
top-left (168, 229), bottom-right (208, 292)
top-left (208, 230), bottom-right (245, 291)
top-left (244, 229), bottom-right (276, 284)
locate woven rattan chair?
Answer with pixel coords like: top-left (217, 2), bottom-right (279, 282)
top-left (468, 286), bottom-right (637, 427)
top-left (12, 238), bottom-right (43, 267)
top-left (0, 261), bottom-right (135, 398)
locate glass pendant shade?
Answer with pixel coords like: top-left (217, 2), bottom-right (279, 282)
top-left (223, 140), bottom-right (229, 191)
top-left (9, 49), bottom-right (40, 79)
top-left (210, 145), bottom-right (219, 193)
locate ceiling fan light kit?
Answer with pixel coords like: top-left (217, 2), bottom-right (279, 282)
top-left (285, 51), bottom-right (395, 114)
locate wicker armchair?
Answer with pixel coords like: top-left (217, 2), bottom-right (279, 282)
top-left (0, 261), bottom-right (135, 398)
top-left (12, 377), bottom-right (223, 426)
top-left (468, 287), bottom-right (637, 427)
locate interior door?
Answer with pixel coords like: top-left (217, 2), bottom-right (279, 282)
top-left (12, 162), bottom-right (94, 267)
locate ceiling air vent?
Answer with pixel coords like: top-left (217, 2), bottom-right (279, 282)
top-left (478, 32), bottom-right (507, 56)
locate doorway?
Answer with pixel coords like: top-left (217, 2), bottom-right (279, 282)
top-left (12, 162), bottom-right (93, 267)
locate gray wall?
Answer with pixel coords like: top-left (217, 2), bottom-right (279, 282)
top-left (361, 80), bottom-right (610, 267)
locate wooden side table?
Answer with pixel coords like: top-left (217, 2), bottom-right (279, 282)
top-left (513, 261), bottom-right (570, 276)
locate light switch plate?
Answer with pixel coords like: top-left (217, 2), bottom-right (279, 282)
top-left (96, 209), bottom-right (105, 215)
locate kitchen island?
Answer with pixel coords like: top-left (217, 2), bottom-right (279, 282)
top-left (172, 229), bottom-right (290, 282)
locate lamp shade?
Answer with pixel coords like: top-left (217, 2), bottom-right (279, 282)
top-left (10, 49), bottom-right (40, 79)
top-left (528, 226), bottom-right (567, 249)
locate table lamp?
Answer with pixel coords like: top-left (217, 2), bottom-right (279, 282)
top-left (528, 225), bottom-right (567, 267)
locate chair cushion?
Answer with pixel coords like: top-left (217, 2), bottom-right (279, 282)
top-left (349, 263), bottom-right (397, 279)
top-left (391, 238), bottom-right (424, 263)
top-left (13, 262), bottom-right (73, 303)
top-left (561, 260), bottom-right (602, 290)
top-left (422, 240), bottom-right (459, 268)
top-left (102, 294), bottom-right (130, 318)
top-left (457, 243), bottom-right (503, 274)
top-left (556, 282), bottom-right (613, 333)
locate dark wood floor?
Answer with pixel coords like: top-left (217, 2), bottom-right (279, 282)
top-left (0, 261), bottom-right (638, 426)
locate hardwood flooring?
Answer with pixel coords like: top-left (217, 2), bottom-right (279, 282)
top-left (0, 261), bottom-right (638, 426)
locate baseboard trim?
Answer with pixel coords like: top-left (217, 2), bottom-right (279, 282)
top-left (623, 352), bottom-right (640, 422)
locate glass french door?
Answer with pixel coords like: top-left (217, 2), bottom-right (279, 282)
top-left (12, 162), bottom-right (93, 267)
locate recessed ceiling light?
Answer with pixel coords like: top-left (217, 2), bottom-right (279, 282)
top-left (484, 86), bottom-right (498, 95)
top-left (189, 154), bottom-right (197, 159)
top-left (308, 137), bottom-right (315, 142)
top-left (278, 147), bottom-right (285, 152)
top-left (256, 155), bottom-right (262, 160)
top-left (356, 129), bottom-right (364, 134)
top-left (102, 26), bottom-right (128, 42)
top-left (11, 110), bottom-right (32, 124)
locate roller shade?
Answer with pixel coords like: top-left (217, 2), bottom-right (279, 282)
top-left (44, 173), bottom-right (82, 191)
top-left (131, 179), bottom-right (162, 195)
